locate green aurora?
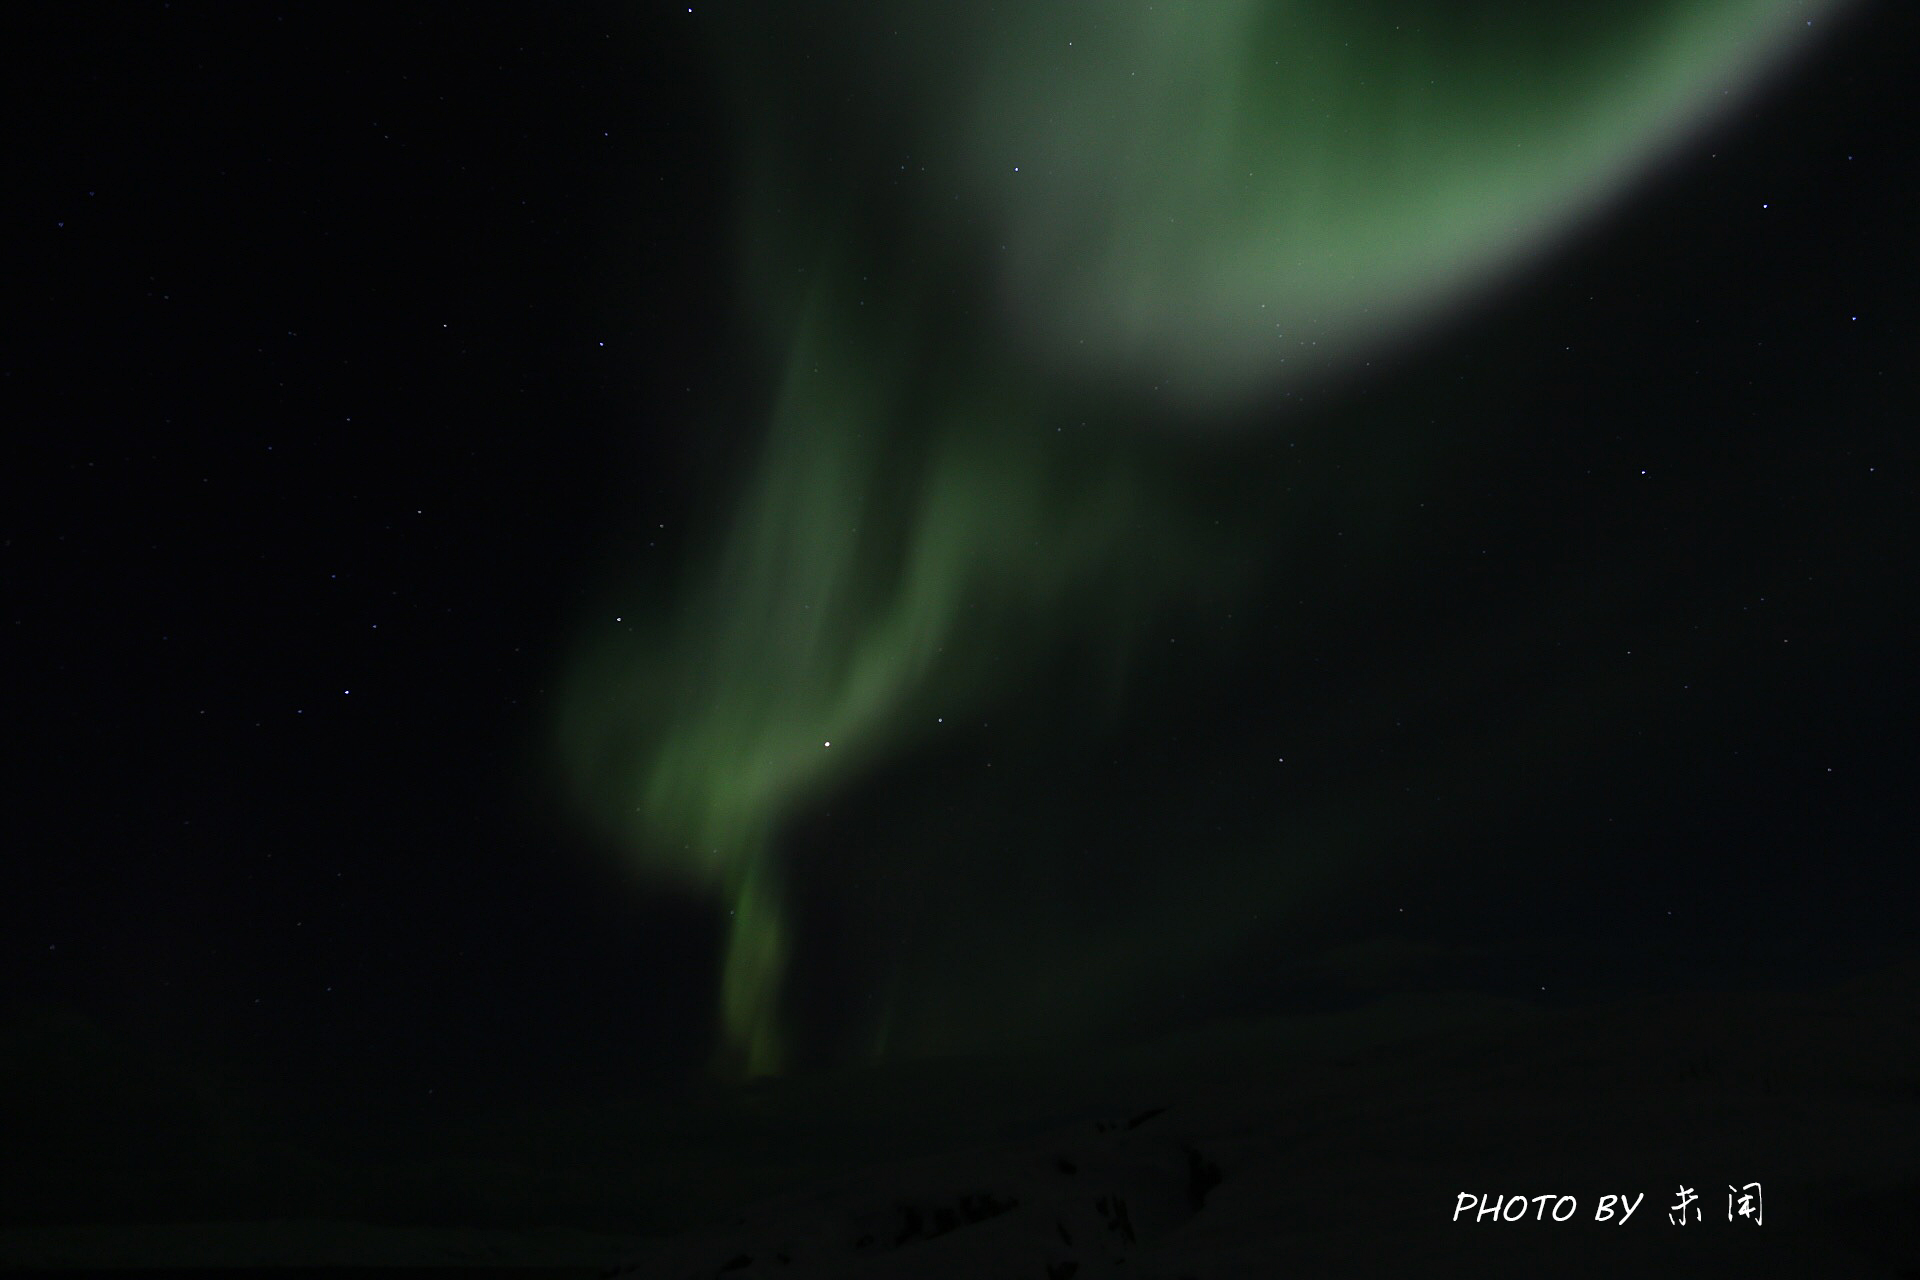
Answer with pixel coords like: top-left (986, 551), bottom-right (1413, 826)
top-left (553, 0), bottom-right (1845, 1076)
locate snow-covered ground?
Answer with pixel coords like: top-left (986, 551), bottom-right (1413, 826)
top-left (4, 959), bottom-right (1915, 1276)
top-left (616, 969), bottom-right (1920, 1278)
top-left (0, 1218), bottom-right (645, 1270)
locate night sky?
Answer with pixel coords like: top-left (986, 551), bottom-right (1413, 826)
top-left (5, 0), bottom-right (1916, 1247)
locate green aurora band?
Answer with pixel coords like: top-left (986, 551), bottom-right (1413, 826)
top-left (554, 0), bottom-right (1845, 1076)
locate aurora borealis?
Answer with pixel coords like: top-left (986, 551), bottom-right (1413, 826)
top-left (551, 0), bottom-right (1853, 1077)
top-left (8, 0), bottom-right (1918, 1256)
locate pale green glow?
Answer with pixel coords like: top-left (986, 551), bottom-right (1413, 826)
top-left (555, 0), bottom-right (1846, 1074)
top-left (960, 0), bottom-right (1828, 407)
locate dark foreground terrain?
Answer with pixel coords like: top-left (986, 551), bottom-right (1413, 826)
top-left (5, 955), bottom-right (1917, 1278)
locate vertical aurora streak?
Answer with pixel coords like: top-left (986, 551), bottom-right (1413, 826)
top-left (554, 0), bottom-right (1846, 1075)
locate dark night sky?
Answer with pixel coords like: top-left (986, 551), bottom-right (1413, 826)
top-left (8, 2), bottom-right (745, 1124)
top-left (3, 0), bottom-right (1916, 1243)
